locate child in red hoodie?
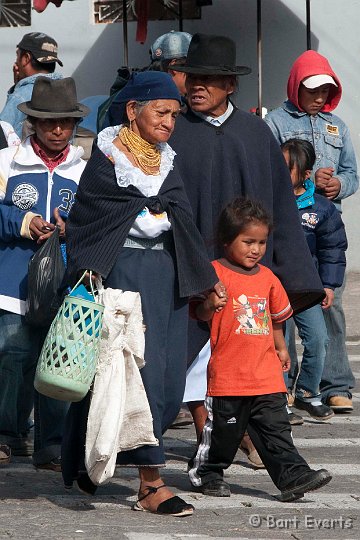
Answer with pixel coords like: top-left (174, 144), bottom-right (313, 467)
top-left (265, 50), bottom-right (357, 415)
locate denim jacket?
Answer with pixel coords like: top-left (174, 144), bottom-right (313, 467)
top-left (265, 101), bottom-right (359, 208)
top-left (0, 72), bottom-right (62, 139)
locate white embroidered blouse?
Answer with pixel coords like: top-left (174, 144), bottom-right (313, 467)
top-left (97, 125), bottom-right (175, 239)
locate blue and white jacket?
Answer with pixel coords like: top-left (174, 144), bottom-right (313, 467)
top-left (296, 180), bottom-right (347, 290)
top-left (0, 138), bottom-right (86, 315)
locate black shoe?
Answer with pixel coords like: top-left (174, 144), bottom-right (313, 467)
top-left (288, 411), bottom-right (304, 426)
top-left (279, 469), bottom-right (332, 502)
top-left (201, 479), bottom-right (231, 497)
top-left (35, 457), bottom-right (61, 472)
top-left (294, 398), bottom-right (334, 421)
top-left (76, 472), bottom-right (98, 496)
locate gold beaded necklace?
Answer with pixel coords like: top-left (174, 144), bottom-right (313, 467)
top-left (118, 126), bottom-right (161, 175)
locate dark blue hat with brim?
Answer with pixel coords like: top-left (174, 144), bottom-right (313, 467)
top-left (115, 71), bottom-right (182, 104)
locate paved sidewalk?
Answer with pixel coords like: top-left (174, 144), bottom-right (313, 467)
top-left (0, 274), bottom-right (358, 539)
top-left (1, 395), bottom-right (360, 539)
top-left (1, 349), bottom-right (359, 540)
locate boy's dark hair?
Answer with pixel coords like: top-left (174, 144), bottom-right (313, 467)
top-left (280, 138), bottom-right (316, 181)
top-left (217, 197), bottom-right (273, 247)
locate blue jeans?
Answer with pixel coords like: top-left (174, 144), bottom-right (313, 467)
top-left (0, 310), bottom-right (68, 464)
top-left (33, 389), bottom-right (69, 466)
top-left (320, 280), bottom-right (355, 401)
top-left (285, 304), bottom-right (329, 399)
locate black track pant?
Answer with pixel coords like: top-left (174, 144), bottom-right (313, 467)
top-left (188, 393), bottom-right (311, 491)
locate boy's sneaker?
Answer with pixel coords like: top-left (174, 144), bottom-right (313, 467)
top-left (279, 468), bottom-right (332, 502)
top-left (286, 404), bottom-right (304, 425)
top-left (288, 412), bottom-right (304, 425)
top-left (294, 398), bottom-right (334, 421)
top-left (201, 479), bottom-right (231, 497)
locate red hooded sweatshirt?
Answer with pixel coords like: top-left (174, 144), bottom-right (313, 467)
top-left (287, 50), bottom-right (342, 113)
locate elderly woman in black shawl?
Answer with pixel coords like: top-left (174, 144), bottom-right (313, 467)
top-left (62, 72), bottom-right (219, 517)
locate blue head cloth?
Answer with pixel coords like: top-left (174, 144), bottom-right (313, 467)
top-left (115, 71), bottom-right (182, 105)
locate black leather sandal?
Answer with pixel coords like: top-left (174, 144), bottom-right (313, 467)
top-left (133, 484), bottom-right (194, 517)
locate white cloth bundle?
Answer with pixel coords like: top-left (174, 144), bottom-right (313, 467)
top-left (85, 287), bottom-right (158, 485)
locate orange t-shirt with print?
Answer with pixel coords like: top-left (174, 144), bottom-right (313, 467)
top-left (207, 260), bottom-right (293, 397)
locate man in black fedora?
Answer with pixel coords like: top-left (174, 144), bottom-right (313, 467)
top-left (0, 77), bottom-right (88, 470)
top-left (169, 33), bottom-right (326, 495)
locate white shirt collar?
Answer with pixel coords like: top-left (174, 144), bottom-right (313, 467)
top-left (193, 101), bottom-right (234, 126)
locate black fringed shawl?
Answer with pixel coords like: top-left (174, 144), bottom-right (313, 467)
top-left (66, 147), bottom-right (217, 298)
top-left (170, 107), bottom-right (325, 312)
top-left (170, 107), bottom-right (326, 363)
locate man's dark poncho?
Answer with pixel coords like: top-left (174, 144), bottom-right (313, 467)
top-left (170, 107), bottom-right (325, 361)
top-left (65, 147), bottom-right (217, 298)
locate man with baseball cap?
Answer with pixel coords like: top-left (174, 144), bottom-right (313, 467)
top-left (0, 32), bottom-right (63, 138)
top-left (149, 30), bottom-right (192, 96)
top-left (97, 31), bottom-right (192, 133)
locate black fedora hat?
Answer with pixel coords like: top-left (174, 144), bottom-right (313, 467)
top-left (171, 33), bottom-right (251, 76)
top-left (17, 77), bottom-right (89, 118)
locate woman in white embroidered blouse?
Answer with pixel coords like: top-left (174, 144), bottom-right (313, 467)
top-left (64, 72), bottom-right (204, 518)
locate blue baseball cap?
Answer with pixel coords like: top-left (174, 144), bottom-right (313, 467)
top-left (150, 31), bottom-right (192, 61)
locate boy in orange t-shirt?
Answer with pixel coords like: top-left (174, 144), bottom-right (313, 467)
top-left (188, 197), bottom-right (331, 502)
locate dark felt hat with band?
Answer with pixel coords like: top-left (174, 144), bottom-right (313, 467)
top-left (17, 32), bottom-right (63, 67)
top-left (171, 33), bottom-right (251, 76)
top-left (17, 77), bottom-right (89, 118)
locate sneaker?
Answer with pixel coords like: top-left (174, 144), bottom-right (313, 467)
top-left (169, 408), bottom-right (194, 428)
top-left (35, 457), bottom-right (61, 472)
top-left (327, 396), bottom-right (353, 414)
top-left (288, 412), bottom-right (304, 425)
top-left (201, 478), bottom-right (231, 497)
top-left (279, 468), bottom-right (332, 502)
top-left (0, 444), bottom-right (11, 464)
top-left (294, 398), bottom-right (334, 421)
top-left (2, 436), bottom-right (33, 456)
top-left (286, 405), bottom-right (304, 425)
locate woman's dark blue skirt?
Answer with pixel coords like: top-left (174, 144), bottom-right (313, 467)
top-left (62, 241), bottom-right (188, 485)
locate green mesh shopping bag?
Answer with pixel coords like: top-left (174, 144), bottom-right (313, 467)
top-left (34, 272), bottom-right (104, 402)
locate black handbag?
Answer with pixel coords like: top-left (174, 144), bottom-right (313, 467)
top-left (25, 227), bottom-right (66, 327)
